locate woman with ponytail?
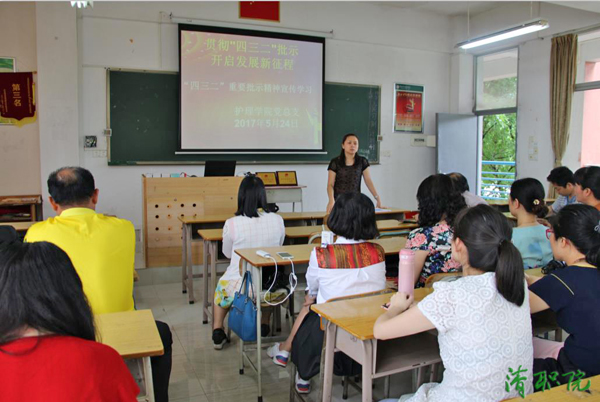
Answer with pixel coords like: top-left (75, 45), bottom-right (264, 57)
top-left (509, 178), bottom-right (553, 269)
top-left (375, 205), bottom-right (533, 402)
top-left (528, 204), bottom-right (600, 383)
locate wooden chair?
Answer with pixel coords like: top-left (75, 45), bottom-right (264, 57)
top-left (424, 272), bottom-right (461, 288)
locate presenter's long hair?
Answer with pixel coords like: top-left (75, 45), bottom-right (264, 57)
top-left (0, 241), bottom-right (96, 346)
top-left (235, 174), bottom-right (269, 218)
top-left (337, 133), bottom-right (360, 167)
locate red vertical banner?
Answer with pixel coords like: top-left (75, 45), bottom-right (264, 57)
top-left (239, 2), bottom-right (280, 22)
top-left (0, 72), bottom-right (36, 126)
top-left (394, 83), bottom-right (424, 133)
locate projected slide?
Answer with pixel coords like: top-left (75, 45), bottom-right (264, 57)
top-left (179, 26), bottom-right (324, 152)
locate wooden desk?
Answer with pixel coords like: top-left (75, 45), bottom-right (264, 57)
top-left (506, 374), bottom-right (600, 400)
top-left (312, 290), bottom-right (440, 402)
top-left (235, 237), bottom-right (407, 402)
top-left (96, 309), bottom-right (163, 402)
top-left (0, 221), bottom-right (35, 232)
top-left (265, 185), bottom-right (306, 212)
top-left (181, 209), bottom-right (408, 304)
top-left (197, 221), bottom-right (414, 323)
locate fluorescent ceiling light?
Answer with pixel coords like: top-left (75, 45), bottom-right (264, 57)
top-left (456, 18), bottom-right (549, 50)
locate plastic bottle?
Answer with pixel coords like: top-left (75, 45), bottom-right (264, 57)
top-left (398, 249), bottom-right (415, 296)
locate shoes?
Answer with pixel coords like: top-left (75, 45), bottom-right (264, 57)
top-left (295, 372), bottom-right (311, 394)
top-left (266, 342), bottom-right (290, 367)
top-left (212, 328), bottom-right (229, 350)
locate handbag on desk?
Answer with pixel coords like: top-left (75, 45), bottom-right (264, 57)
top-left (228, 271), bottom-right (257, 342)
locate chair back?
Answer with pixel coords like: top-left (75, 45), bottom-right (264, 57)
top-left (424, 272), bottom-right (461, 288)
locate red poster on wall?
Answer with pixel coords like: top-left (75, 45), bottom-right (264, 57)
top-left (394, 83), bottom-right (424, 133)
top-left (239, 1), bottom-right (280, 22)
top-left (0, 72), bottom-right (36, 126)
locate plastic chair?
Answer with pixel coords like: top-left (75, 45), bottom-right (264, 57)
top-left (424, 272), bottom-right (461, 288)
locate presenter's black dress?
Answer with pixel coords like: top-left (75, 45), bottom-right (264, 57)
top-left (327, 156), bottom-right (370, 200)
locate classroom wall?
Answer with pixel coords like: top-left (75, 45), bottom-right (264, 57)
top-left (35, 2), bottom-right (454, 231)
top-left (451, 2), bottom-right (600, 192)
top-left (0, 2), bottom-right (41, 196)
top-left (36, 2), bottom-right (80, 215)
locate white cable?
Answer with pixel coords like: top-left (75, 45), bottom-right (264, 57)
top-left (263, 256), bottom-right (297, 306)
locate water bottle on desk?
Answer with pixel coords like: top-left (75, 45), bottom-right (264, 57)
top-left (398, 249), bottom-right (415, 296)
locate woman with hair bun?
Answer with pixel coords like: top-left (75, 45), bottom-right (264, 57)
top-left (528, 204), bottom-right (600, 383)
top-left (509, 178), bottom-right (553, 269)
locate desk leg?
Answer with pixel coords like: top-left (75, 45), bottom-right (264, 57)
top-left (202, 238), bottom-right (209, 323)
top-left (182, 224), bottom-right (188, 294)
top-left (251, 262), bottom-right (263, 402)
top-left (210, 241), bottom-right (218, 303)
top-left (239, 259), bottom-right (248, 376)
top-left (187, 224), bottom-right (195, 304)
top-left (361, 341), bottom-right (374, 402)
top-left (143, 356), bottom-right (155, 402)
top-left (321, 321), bottom-right (336, 402)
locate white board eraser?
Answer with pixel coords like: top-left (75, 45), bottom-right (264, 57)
top-left (256, 250), bottom-right (271, 258)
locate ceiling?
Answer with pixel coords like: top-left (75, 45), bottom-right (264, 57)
top-left (371, 1), bottom-right (600, 18)
top-left (370, 2), bottom-right (507, 17)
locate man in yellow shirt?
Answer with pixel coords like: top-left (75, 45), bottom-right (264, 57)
top-left (25, 166), bottom-right (172, 402)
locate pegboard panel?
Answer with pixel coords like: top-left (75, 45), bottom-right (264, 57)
top-left (142, 176), bottom-right (242, 267)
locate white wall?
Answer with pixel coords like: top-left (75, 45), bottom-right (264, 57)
top-left (452, 2), bottom-right (600, 192)
top-left (68, 2), bottom-right (453, 229)
top-left (36, 2), bottom-right (80, 217)
top-left (0, 3), bottom-right (41, 196)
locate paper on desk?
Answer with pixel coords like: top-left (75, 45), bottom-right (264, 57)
top-left (375, 208), bottom-right (392, 212)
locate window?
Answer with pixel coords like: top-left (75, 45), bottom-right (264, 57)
top-left (475, 48), bottom-right (519, 200)
top-left (570, 33), bottom-right (600, 167)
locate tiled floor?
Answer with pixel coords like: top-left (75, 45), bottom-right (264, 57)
top-left (134, 280), bottom-right (416, 402)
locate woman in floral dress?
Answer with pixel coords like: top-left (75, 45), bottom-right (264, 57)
top-left (405, 174), bottom-right (467, 287)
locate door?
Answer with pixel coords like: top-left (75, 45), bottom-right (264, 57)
top-left (436, 113), bottom-right (479, 193)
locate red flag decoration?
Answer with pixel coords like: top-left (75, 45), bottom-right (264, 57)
top-left (0, 72), bottom-right (36, 126)
top-left (239, 2), bottom-right (280, 22)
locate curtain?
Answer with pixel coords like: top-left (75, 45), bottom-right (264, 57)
top-left (549, 34), bottom-right (578, 197)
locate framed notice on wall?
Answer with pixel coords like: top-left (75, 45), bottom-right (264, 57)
top-left (394, 83), bottom-right (424, 133)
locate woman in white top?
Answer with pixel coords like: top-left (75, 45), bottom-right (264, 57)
top-left (212, 174), bottom-right (285, 350)
top-left (375, 204), bottom-right (534, 402)
top-left (267, 192), bottom-right (386, 394)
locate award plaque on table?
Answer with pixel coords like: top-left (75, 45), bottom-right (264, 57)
top-left (276, 171), bottom-right (298, 186)
top-left (256, 172), bottom-right (278, 186)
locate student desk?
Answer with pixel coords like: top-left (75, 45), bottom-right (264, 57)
top-left (506, 374), bottom-right (600, 400)
top-left (198, 220), bottom-right (417, 323)
top-left (96, 309), bottom-right (163, 402)
top-left (234, 237), bottom-right (407, 402)
top-left (312, 289), bottom-right (440, 402)
top-left (180, 209), bottom-right (408, 304)
top-left (0, 221), bottom-right (35, 232)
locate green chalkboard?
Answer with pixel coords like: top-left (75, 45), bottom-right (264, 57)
top-left (107, 70), bottom-right (379, 165)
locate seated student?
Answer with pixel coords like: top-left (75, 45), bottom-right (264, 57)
top-left (267, 192), bottom-right (385, 394)
top-left (448, 172), bottom-right (487, 207)
top-left (405, 174), bottom-right (466, 288)
top-left (527, 204), bottom-right (600, 383)
top-left (375, 204), bottom-right (534, 402)
top-left (0, 241), bottom-right (139, 402)
top-left (24, 166), bottom-right (172, 402)
top-left (212, 174), bottom-right (285, 349)
top-left (509, 178), bottom-right (553, 269)
top-left (546, 166), bottom-right (577, 214)
top-left (574, 166), bottom-right (600, 211)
